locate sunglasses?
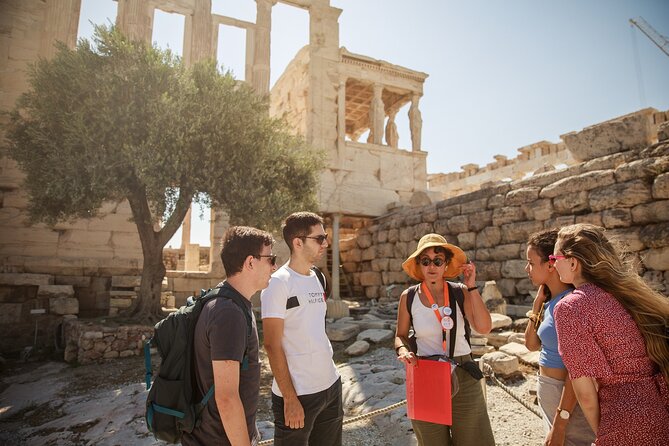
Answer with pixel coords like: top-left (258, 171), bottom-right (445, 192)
top-left (255, 254), bottom-right (277, 266)
top-left (301, 234), bottom-right (328, 245)
top-left (548, 254), bottom-right (567, 265)
top-left (419, 257), bottom-right (447, 267)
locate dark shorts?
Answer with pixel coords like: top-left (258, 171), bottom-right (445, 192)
top-left (271, 377), bottom-right (343, 446)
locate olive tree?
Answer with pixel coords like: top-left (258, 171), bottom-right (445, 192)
top-left (5, 27), bottom-right (323, 321)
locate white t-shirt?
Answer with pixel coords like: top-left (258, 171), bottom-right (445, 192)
top-left (412, 286), bottom-right (471, 357)
top-left (260, 265), bottom-right (340, 396)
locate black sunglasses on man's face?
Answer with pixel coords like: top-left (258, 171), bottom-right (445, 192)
top-left (255, 254), bottom-right (277, 266)
top-left (301, 234), bottom-right (328, 245)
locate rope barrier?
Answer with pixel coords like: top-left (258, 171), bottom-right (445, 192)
top-left (481, 362), bottom-right (542, 419)
top-left (257, 362), bottom-right (541, 445)
top-left (257, 399), bottom-right (407, 445)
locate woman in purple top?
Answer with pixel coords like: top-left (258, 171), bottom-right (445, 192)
top-left (524, 229), bottom-right (594, 446)
top-left (552, 224), bottom-right (669, 446)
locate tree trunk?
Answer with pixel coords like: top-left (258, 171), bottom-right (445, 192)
top-left (124, 180), bottom-right (193, 323)
top-left (132, 249), bottom-right (167, 322)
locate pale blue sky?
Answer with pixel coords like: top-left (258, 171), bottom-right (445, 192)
top-left (78, 0), bottom-right (669, 246)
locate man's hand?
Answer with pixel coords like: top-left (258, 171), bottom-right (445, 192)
top-left (284, 395), bottom-right (305, 429)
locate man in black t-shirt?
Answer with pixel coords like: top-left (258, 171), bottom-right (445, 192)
top-left (182, 226), bottom-right (277, 446)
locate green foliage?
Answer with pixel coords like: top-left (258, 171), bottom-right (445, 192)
top-left (5, 25), bottom-right (323, 235)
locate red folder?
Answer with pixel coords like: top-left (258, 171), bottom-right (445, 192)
top-left (406, 359), bottom-right (452, 425)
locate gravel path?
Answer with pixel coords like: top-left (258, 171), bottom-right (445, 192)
top-left (336, 348), bottom-right (545, 446)
top-left (0, 345), bottom-right (547, 445)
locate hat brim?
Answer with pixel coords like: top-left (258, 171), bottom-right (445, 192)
top-left (402, 241), bottom-right (467, 281)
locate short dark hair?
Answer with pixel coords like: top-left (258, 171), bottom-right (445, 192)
top-left (282, 211), bottom-right (323, 252)
top-left (220, 226), bottom-right (274, 276)
top-left (527, 229), bottom-right (558, 262)
top-left (415, 246), bottom-right (454, 265)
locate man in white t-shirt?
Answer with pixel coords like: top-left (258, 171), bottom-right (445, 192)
top-left (261, 212), bottom-right (342, 446)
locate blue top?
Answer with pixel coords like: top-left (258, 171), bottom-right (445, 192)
top-left (537, 289), bottom-right (572, 369)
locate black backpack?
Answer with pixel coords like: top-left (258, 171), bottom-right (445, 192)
top-left (405, 282), bottom-right (471, 358)
top-left (312, 266), bottom-right (328, 298)
top-left (144, 283), bottom-right (252, 443)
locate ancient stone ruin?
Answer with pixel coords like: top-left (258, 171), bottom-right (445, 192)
top-left (340, 109), bottom-right (669, 306)
top-left (0, 1), bottom-right (667, 362)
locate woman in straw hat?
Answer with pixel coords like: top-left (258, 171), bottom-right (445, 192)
top-left (394, 233), bottom-right (494, 446)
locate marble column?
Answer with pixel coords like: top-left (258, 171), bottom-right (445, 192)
top-left (116, 0), bottom-right (153, 44)
top-left (337, 78), bottom-right (347, 163)
top-left (208, 208), bottom-right (229, 276)
top-left (181, 206), bottom-right (192, 249)
top-left (331, 213), bottom-right (340, 300)
top-left (39, 0), bottom-right (81, 59)
top-left (184, 0), bottom-right (214, 66)
top-left (325, 213), bottom-right (348, 317)
top-left (252, 0), bottom-right (275, 95)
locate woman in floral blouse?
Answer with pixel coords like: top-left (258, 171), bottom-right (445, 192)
top-left (552, 224), bottom-right (669, 446)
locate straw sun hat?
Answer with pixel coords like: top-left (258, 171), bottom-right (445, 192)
top-left (402, 233), bottom-right (468, 281)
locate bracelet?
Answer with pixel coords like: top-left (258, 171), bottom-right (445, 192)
top-left (467, 286), bottom-right (478, 292)
top-left (395, 345), bottom-right (409, 355)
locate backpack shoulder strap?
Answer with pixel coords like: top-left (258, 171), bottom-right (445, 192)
top-left (447, 282), bottom-right (471, 347)
top-left (311, 266), bottom-right (328, 298)
top-left (203, 285), bottom-right (253, 368)
top-left (406, 284), bottom-right (420, 328)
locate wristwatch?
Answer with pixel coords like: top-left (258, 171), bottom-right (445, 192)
top-left (557, 408), bottom-right (571, 420)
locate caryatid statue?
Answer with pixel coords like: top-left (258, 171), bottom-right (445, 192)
top-left (385, 109), bottom-right (399, 148)
top-left (409, 93), bottom-right (422, 151)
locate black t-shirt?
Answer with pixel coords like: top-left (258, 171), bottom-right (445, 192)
top-left (181, 283), bottom-right (260, 446)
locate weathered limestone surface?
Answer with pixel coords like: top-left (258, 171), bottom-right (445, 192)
top-left (562, 108), bottom-right (656, 161)
top-left (63, 319), bottom-right (153, 364)
top-left (0, 273), bottom-right (53, 286)
top-left (3, 2), bottom-right (668, 358)
top-left (482, 351), bottom-right (520, 377)
top-left (340, 115), bottom-right (669, 301)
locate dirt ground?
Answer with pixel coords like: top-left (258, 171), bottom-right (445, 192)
top-left (0, 327), bottom-right (544, 446)
top-left (0, 331), bottom-right (391, 442)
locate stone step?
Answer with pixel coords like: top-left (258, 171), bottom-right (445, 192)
top-left (37, 285), bottom-right (74, 298)
top-left (505, 304), bottom-right (533, 318)
top-left (0, 273), bottom-right (54, 286)
top-left (111, 275), bottom-right (141, 288)
top-left (110, 290), bottom-right (137, 297)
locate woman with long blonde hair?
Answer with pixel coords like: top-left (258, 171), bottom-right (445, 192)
top-left (524, 229), bottom-right (594, 446)
top-left (552, 223), bottom-right (669, 446)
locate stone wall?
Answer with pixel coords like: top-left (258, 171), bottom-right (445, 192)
top-left (429, 108), bottom-right (669, 200)
top-left (341, 110), bottom-right (669, 302)
top-left (428, 140), bottom-right (576, 198)
top-left (163, 246), bottom-right (211, 271)
top-left (62, 319), bottom-right (153, 364)
top-left (319, 141), bottom-right (431, 216)
top-left (270, 46), bottom-right (310, 137)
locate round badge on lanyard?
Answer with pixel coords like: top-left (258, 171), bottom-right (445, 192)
top-left (442, 306), bottom-right (452, 317)
top-left (441, 316), bottom-right (454, 330)
top-left (431, 303), bottom-right (439, 311)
